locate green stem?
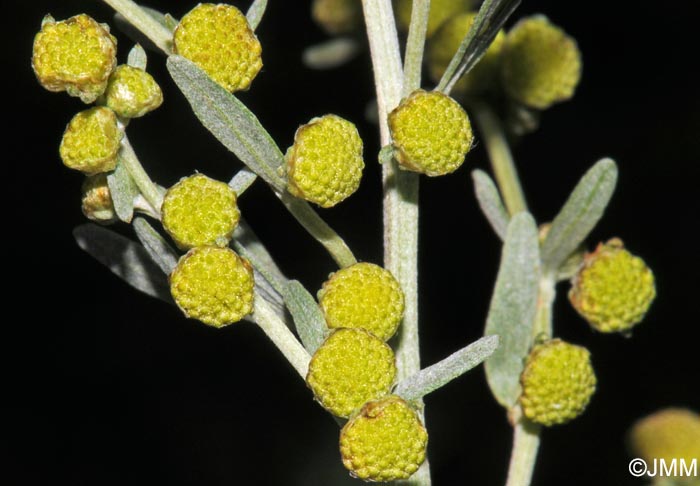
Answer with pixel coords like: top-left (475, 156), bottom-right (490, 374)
top-left (253, 296), bottom-right (311, 379)
top-left (119, 135), bottom-right (163, 214)
top-left (472, 103), bottom-right (527, 216)
top-left (402, 0), bottom-right (431, 97)
top-left (361, 1), bottom-right (429, 484)
top-left (101, 0), bottom-right (173, 54)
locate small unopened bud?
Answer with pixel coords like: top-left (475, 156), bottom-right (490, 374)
top-left (81, 174), bottom-right (116, 224)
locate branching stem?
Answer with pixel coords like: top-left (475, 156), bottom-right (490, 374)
top-left (101, 0), bottom-right (173, 53)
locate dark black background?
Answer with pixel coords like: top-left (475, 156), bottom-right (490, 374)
top-left (5, 1), bottom-right (699, 485)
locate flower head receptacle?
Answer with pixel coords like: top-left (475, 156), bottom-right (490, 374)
top-left (59, 107), bottom-right (122, 175)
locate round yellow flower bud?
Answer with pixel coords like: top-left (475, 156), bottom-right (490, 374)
top-left (286, 114), bottom-right (364, 208)
top-left (569, 239), bottom-right (656, 333)
top-left (312, 0), bottom-right (362, 35)
top-left (519, 339), bottom-right (596, 426)
top-left (427, 13), bottom-right (506, 94)
top-left (59, 107), bottom-right (121, 175)
top-left (394, 0), bottom-right (474, 38)
top-left (32, 14), bottom-right (117, 103)
top-left (389, 90), bottom-right (473, 176)
top-left (306, 328), bottom-right (396, 418)
top-left (501, 15), bottom-right (582, 110)
top-left (161, 174), bottom-right (241, 250)
top-left (170, 246), bottom-right (254, 328)
top-left (319, 262), bottom-right (404, 341)
top-left (103, 65), bottom-right (163, 119)
top-left (628, 408), bottom-right (700, 467)
top-left (173, 3), bottom-right (262, 93)
top-left (340, 396), bottom-right (428, 482)
top-left (81, 174), bottom-right (117, 224)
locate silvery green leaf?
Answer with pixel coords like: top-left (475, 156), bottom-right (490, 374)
top-left (484, 212), bottom-right (540, 409)
top-left (283, 280), bottom-right (328, 354)
top-left (229, 167), bottom-right (258, 195)
top-left (395, 335), bottom-right (499, 401)
top-left (472, 169), bottom-right (509, 241)
top-left (163, 13), bottom-right (179, 31)
top-left (540, 158), bottom-right (618, 274)
top-left (127, 44), bottom-right (148, 70)
top-left (302, 38), bottom-right (360, 70)
top-left (246, 0), bottom-right (268, 30)
top-left (107, 158), bottom-right (139, 223)
top-left (166, 55), bottom-right (286, 192)
top-left (132, 217), bottom-right (179, 274)
top-left (436, 0), bottom-right (521, 94)
top-left (252, 271), bottom-right (287, 320)
top-left (73, 224), bottom-right (172, 303)
top-left (114, 6), bottom-right (175, 52)
top-left (378, 145), bottom-right (395, 165)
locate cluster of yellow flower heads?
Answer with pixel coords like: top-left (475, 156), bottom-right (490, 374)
top-left (304, 262), bottom-right (428, 481)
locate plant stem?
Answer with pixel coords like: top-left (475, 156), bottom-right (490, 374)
top-left (119, 135), bottom-right (163, 214)
top-left (101, 0), bottom-right (173, 54)
top-left (504, 274), bottom-right (555, 486)
top-left (505, 412), bottom-right (541, 486)
top-left (253, 296), bottom-right (311, 379)
top-left (361, 1), bottom-right (429, 485)
top-left (402, 0), bottom-right (431, 97)
top-left (472, 103), bottom-right (527, 216)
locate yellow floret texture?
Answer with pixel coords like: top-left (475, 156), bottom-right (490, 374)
top-left (319, 262), bottom-right (404, 341)
top-left (162, 174), bottom-right (241, 250)
top-left (81, 174), bottom-right (116, 224)
top-left (104, 65), bottom-right (163, 118)
top-left (173, 3), bottom-right (262, 92)
top-left (394, 0), bottom-right (475, 38)
top-left (340, 396), bottom-right (428, 482)
top-left (286, 115), bottom-right (365, 208)
top-left (170, 246), bottom-right (254, 327)
top-left (519, 339), bottom-right (596, 426)
top-left (32, 14), bottom-right (117, 103)
top-left (59, 107), bottom-right (121, 175)
top-left (428, 13), bottom-right (506, 94)
top-left (306, 329), bottom-right (397, 418)
top-left (501, 15), bottom-right (582, 110)
top-left (312, 0), bottom-right (362, 35)
top-left (569, 239), bottom-right (656, 333)
top-left (628, 408), bottom-right (700, 465)
top-left (389, 90), bottom-right (473, 176)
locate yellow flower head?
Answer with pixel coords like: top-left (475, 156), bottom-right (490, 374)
top-left (428, 12), bottom-right (506, 94)
top-left (103, 65), bottom-right (163, 119)
top-left (59, 107), bottom-right (121, 175)
top-left (520, 339), bottom-right (596, 426)
top-left (162, 174), bottom-right (241, 250)
top-left (628, 408), bottom-right (700, 467)
top-left (306, 328), bottom-right (396, 418)
top-left (319, 262), bottom-right (404, 341)
top-left (312, 0), bottom-right (362, 35)
top-left (32, 14), bottom-right (117, 103)
top-left (501, 15), bottom-right (582, 109)
top-left (569, 238), bottom-right (656, 333)
top-left (174, 3), bottom-right (262, 92)
top-left (286, 115), bottom-right (364, 208)
top-left (170, 246), bottom-right (254, 328)
top-left (389, 90), bottom-right (473, 176)
top-left (340, 396), bottom-right (428, 481)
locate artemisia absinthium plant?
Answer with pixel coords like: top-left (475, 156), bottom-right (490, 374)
top-left (32, 0), bottom-right (658, 484)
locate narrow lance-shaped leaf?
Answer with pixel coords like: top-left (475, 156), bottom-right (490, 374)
top-left (302, 38), bottom-right (360, 70)
top-left (436, 0), bottom-right (521, 94)
top-left (283, 281), bottom-right (328, 355)
top-left (484, 212), bottom-right (540, 409)
top-left (132, 217), bottom-right (179, 274)
top-left (229, 167), bottom-right (258, 195)
top-left (73, 224), bottom-right (172, 303)
top-left (246, 0), bottom-right (268, 31)
top-left (395, 335), bottom-right (500, 401)
top-left (472, 169), bottom-right (509, 241)
top-left (107, 158), bottom-right (139, 223)
top-left (540, 158), bottom-right (618, 273)
top-left (166, 55), bottom-right (286, 192)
